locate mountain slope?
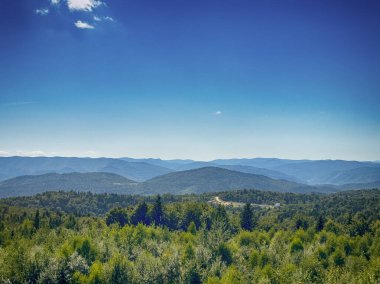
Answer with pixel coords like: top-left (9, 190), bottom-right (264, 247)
top-left (211, 158), bottom-right (307, 169)
top-left (137, 167), bottom-right (324, 195)
top-left (216, 165), bottom-right (299, 182)
top-left (325, 167), bottom-right (380, 185)
top-left (274, 160), bottom-right (380, 184)
top-left (338, 180), bottom-right (380, 191)
top-left (0, 172), bottom-right (137, 198)
top-left (120, 157), bottom-right (194, 170)
top-left (0, 157), bottom-right (173, 182)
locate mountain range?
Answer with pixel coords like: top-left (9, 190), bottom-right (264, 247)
top-left (0, 157), bottom-right (172, 182)
top-left (0, 156), bottom-right (379, 198)
top-left (0, 167), bottom-right (323, 198)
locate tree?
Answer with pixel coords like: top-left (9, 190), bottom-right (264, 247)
top-left (240, 203), bottom-right (253, 231)
top-left (33, 209), bottom-right (40, 230)
top-left (150, 195), bottom-right (164, 226)
top-left (106, 208), bottom-right (128, 227)
top-left (316, 215), bottom-right (325, 232)
top-left (187, 221), bottom-right (197, 235)
top-left (131, 202), bottom-right (149, 225)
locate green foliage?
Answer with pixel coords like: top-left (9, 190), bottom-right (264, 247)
top-left (331, 249), bottom-right (345, 266)
top-left (0, 189), bottom-right (379, 283)
top-left (240, 203), bottom-right (254, 231)
top-left (106, 207), bottom-right (128, 227)
top-left (290, 237), bottom-right (304, 253)
top-left (150, 194), bottom-right (164, 226)
top-left (187, 221), bottom-right (197, 235)
top-left (131, 202), bottom-right (150, 226)
top-left (217, 243), bottom-right (233, 265)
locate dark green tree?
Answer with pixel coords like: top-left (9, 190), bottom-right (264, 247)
top-left (150, 195), bottom-right (164, 226)
top-left (316, 215), bottom-right (325, 232)
top-left (240, 203), bottom-right (254, 231)
top-left (131, 202), bottom-right (149, 225)
top-left (33, 209), bottom-right (40, 230)
top-left (106, 208), bottom-right (128, 227)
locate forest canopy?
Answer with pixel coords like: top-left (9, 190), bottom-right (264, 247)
top-left (0, 189), bottom-right (379, 283)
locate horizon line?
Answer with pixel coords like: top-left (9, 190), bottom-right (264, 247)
top-left (0, 155), bottom-right (379, 163)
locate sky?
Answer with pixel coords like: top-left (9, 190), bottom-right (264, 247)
top-left (0, 0), bottom-right (379, 161)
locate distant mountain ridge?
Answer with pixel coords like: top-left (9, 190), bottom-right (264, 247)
top-left (1, 156), bottom-right (380, 197)
top-left (1, 166), bottom-right (379, 198)
top-left (0, 156), bottom-right (173, 182)
top-left (0, 172), bottom-right (137, 198)
top-left (121, 157), bottom-right (380, 185)
top-left (0, 167), bottom-right (327, 198)
top-left (272, 160), bottom-right (380, 184)
top-left (137, 167), bottom-right (323, 195)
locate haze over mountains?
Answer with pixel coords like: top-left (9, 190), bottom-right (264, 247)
top-left (0, 156), bottom-right (379, 198)
top-left (0, 157), bottom-right (172, 182)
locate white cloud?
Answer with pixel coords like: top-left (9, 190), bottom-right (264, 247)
top-left (214, 111), bottom-right (222, 116)
top-left (104, 16), bottom-right (113, 21)
top-left (0, 150), bottom-right (47, 157)
top-left (74, 20), bottom-right (95, 29)
top-left (19, 151), bottom-right (47, 157)
top-left (94, 15), bottom-right (113, 22)
top-left (0, 151), bottom-right (10, 157)
top-left (51, 0), bottom-right (60, 4)
top-left (35, 8), bottom-right (49, 15)
top-left (67, 0), bottom-right (103, 11)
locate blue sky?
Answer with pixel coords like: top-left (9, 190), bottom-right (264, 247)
top-left (0, 0), bottom-right (379, 160)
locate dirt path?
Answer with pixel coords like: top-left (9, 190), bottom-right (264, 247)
top-left (209, 196), bottom-right (275, 209)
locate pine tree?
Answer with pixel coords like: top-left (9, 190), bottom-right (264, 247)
top-left (106, 208), bottom-right (128, 227)
top-left (240, 203), bottom-right (253, 231)
top-left (150, 195), bottom-right (164, 226)
top-left (131, 202), bottom-right (149, 225)
top-left (316, 215), bottom-right (325, 232)
top-left (34, 209), bottom-right (40, 230)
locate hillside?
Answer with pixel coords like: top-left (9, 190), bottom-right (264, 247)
top-left (0, 172), bottom-right (137, 198)
top-left (0, 157), bottom-right (173, 182)
top-left (325, 167), bottom-right (380, 185)
top-left (216, 164), bottom-right (299, 182)
top-left (211, 158), bottom-right (306, 168)
top-left (137, 167), bottom-right (324, 195)
top-left (120, 157), bottom-right (194, 170)
top-left (273, 160), bottom-right (380, 184)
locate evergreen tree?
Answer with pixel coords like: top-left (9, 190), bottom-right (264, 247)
top-left (316, 215), bottom-right (325, 232)
top-left (131, 202), bottom-right (149, 225)
top-left (240, 203), bottom-right (253, 231)
top-left (106, 208), bottom-right (128, 227)
top-left (150, 195), bottom-right (164, 226)
top-left (34, 209), bottom-right (40, 230)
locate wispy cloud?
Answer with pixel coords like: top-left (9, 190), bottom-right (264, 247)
top-left (1, 101), bottom-right (35, 107)
top-left (0, 150), bottom-right (47, 157)
top-left (35, 8), bottom-right (49, 15)
top-left (93, 15), bottom-right (114, 22)
top-left (67, 0), bottom-right (103, 11)
top-left (214, 111), bottom-right (222, 116)
top-left (0, 151), bottom-right (10, 157)
top-left (74, 20), bottom-right (95, 29)
top-left (51, 0), bottom-right (60, 4)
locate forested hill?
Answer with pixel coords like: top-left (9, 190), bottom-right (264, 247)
top-left (0, 172), bottom-right (137, 198)
top-left (1, 188), bottom-right (378, 217)
top-left (0, 167), bottom-right (329, 198)
top-left (1, 166), bottom-right (379, 198)
top-left (138, 167), bottom-right (319, 195)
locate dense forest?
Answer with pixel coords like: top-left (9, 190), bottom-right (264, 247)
top-left (0, 189), bottom-right (379, 283)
